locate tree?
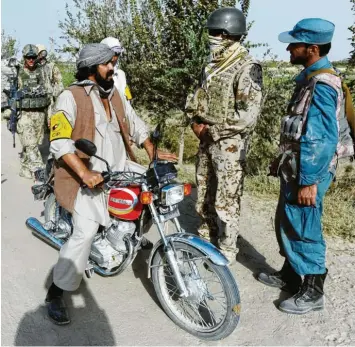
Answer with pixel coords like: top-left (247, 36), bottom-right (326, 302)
top-left (1, 30), bottom-right (19, 59)
top-left (349, 0), bottom-right (355, 66)
top-left (58, 0), bottom-right (251, 163)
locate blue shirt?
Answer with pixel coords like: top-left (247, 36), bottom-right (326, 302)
top-left (295, 56), bottom-right (339, 186)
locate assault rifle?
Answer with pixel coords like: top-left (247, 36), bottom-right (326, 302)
top-left (4, 58), bottom-right (23, 148)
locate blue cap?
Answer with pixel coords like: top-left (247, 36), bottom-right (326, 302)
top-left (278, 18), bottom-right (335, 45)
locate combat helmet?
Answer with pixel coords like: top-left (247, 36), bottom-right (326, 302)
top-left (206, 7), bottom-right (247, 36)
top-left (22, 44), bottom-right (38, 57)
top-left (36, 44), bottom-right (47, 54)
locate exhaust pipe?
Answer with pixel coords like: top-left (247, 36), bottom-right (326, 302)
top-left (26, 217), bottom-right (132, 278)
top-left (26, 217), bottom-right (63, 250)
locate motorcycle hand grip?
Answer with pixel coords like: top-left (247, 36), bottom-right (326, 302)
top-left (82, 171), bottom-right (111, 189)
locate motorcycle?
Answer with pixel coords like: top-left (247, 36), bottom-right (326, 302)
top-left (26, 127), bottom-right (241, 340)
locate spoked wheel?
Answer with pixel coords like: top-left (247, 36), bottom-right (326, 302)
top-left (151, 241), bottom-right (240, 340)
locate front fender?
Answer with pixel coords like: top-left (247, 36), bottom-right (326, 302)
top-left (147, 233), bottom-right (229, 278)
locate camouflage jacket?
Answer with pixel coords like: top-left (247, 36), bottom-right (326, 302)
top-left (1, 60), bottom-right (17, 108)
top-left (39, 61), bottom-right (64, 99)
top-left (186, 54), bottom-right (263, 142)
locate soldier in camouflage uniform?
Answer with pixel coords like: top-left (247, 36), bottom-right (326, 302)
top-left (1, 58), bottom-right (17, 120)
top-left (36, 44), bottom-right (64, 126)
top-left (185, 8), bottom-right (263, 264)
top-left (17, 44), bottom-right (51, 179)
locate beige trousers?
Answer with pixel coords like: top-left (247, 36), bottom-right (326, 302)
top-left (53, 211), bottom-right (99, 291)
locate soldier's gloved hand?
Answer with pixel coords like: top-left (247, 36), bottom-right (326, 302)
top-left (82, 170), bottom-right (104, 189)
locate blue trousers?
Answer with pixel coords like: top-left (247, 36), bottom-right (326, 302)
top-left (278, 172), bottom-right (333, 275)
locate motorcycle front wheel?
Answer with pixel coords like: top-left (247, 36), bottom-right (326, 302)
top-left (151, 241), bottom-right (240, 340)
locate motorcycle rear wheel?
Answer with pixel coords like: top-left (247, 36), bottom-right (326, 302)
top-left (151, 241), bottom-right (240, 340)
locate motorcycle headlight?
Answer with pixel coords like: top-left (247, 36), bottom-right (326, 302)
top-left (161, 184), bottom-right (184, 206)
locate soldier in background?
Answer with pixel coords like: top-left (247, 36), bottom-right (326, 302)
top-left (36, 44), bottom-right (64, 126)
top-left (1, 57), bottom-right (17, 120)
top-left (185, 7), bottom-right (263, 264)
top-left (17, 44), bottom-right (51, 179)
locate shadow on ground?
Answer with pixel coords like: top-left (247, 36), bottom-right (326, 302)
top-left (131, 250), bottom-right (161, 307)
top-left (14, 261), bottom-right (116, 346)
top-left (237, 235), bottom-right (277, 278)
top-left (177, 189), bottom-right (200, 235)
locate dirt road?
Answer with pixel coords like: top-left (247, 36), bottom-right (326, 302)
top-left (1, 122), bottom-right (354, 346)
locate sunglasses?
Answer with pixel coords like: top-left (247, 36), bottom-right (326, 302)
top-left (25, 56), bottom-right (37, 60)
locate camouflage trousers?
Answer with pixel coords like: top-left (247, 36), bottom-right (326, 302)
top-left (17, 110), bottom-right (46, 178)
top-left (195, 138), bottom-right (246, 256)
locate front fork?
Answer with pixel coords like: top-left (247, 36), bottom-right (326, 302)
top-left (142, 183), bottom-right (189, 297)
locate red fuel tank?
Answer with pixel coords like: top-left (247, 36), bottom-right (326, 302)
top-left (108, 186), bottom-right (143, 221)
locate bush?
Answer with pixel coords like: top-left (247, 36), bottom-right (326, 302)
top-left (160, 124), bottom-right (199, 163)
top-left (57, 62), bottom-right (76, 88)
top-left (246, 69), bottom-right (295, 174)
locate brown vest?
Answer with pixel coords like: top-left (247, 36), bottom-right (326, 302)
top-left (54, 85), bottom-right (136, 212)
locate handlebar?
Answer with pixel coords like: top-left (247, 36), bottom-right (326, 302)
top-left (82, 170), bottom-right (146, 189)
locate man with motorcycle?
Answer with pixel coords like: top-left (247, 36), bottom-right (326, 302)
top-left (46, 43), bottom-right (176, 325)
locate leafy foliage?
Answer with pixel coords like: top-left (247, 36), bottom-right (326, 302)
top-left (246, 61), bottom-right (296, 174)
top-left (1, 30), bottom-right (19, 59)
top-left (349, 0), bottom-right (355, 66)
top-left (58, 0), bottom-right (251, 118)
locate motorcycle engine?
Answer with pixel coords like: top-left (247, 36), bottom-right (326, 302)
top-left (106, 219), bottom-right (136, 252)
top-left (89, 219), bottom-right (135, 270)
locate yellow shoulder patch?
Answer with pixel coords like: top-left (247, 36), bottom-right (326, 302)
top-left (125, 85), bottom-right (132, 100)
top-left (50, 111), bottom-right (73, 141)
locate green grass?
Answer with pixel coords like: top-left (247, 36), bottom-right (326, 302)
top-left (172, 162), bottom-right (355, 240)
top-left (244, 164), bottom-right (355, 240)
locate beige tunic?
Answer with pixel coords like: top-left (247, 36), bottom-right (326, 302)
top-left (50, 85), bottom-right (149, 226)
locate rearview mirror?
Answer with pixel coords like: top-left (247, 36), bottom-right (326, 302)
top-left (75, 139), bottom-right (97, 157)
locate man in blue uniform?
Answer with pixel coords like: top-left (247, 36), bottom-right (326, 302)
top-left (257, 18), bottom-right (342, 314)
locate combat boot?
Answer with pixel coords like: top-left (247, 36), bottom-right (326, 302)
top-left (278, 270), bottom-right (327, 315)
top-left (257, 260), bottom-right (302, 294)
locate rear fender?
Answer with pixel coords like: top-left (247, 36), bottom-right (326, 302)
top-left (147, 233), bottom-right (229, 278)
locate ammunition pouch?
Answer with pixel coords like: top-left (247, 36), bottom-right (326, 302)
top-left (19, 87), bottom-right (50, 110)
top-left (280, 114), bottom-right (304, 142)
top-left (20, 97), bottom-right (50, 109)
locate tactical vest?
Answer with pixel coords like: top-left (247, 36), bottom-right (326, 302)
top-left (278, 72), bottom-right (347, 182)
top-left (190, 54), bottom-right (257, 125)
top-left (19, 68), bottom-right (50, 109)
